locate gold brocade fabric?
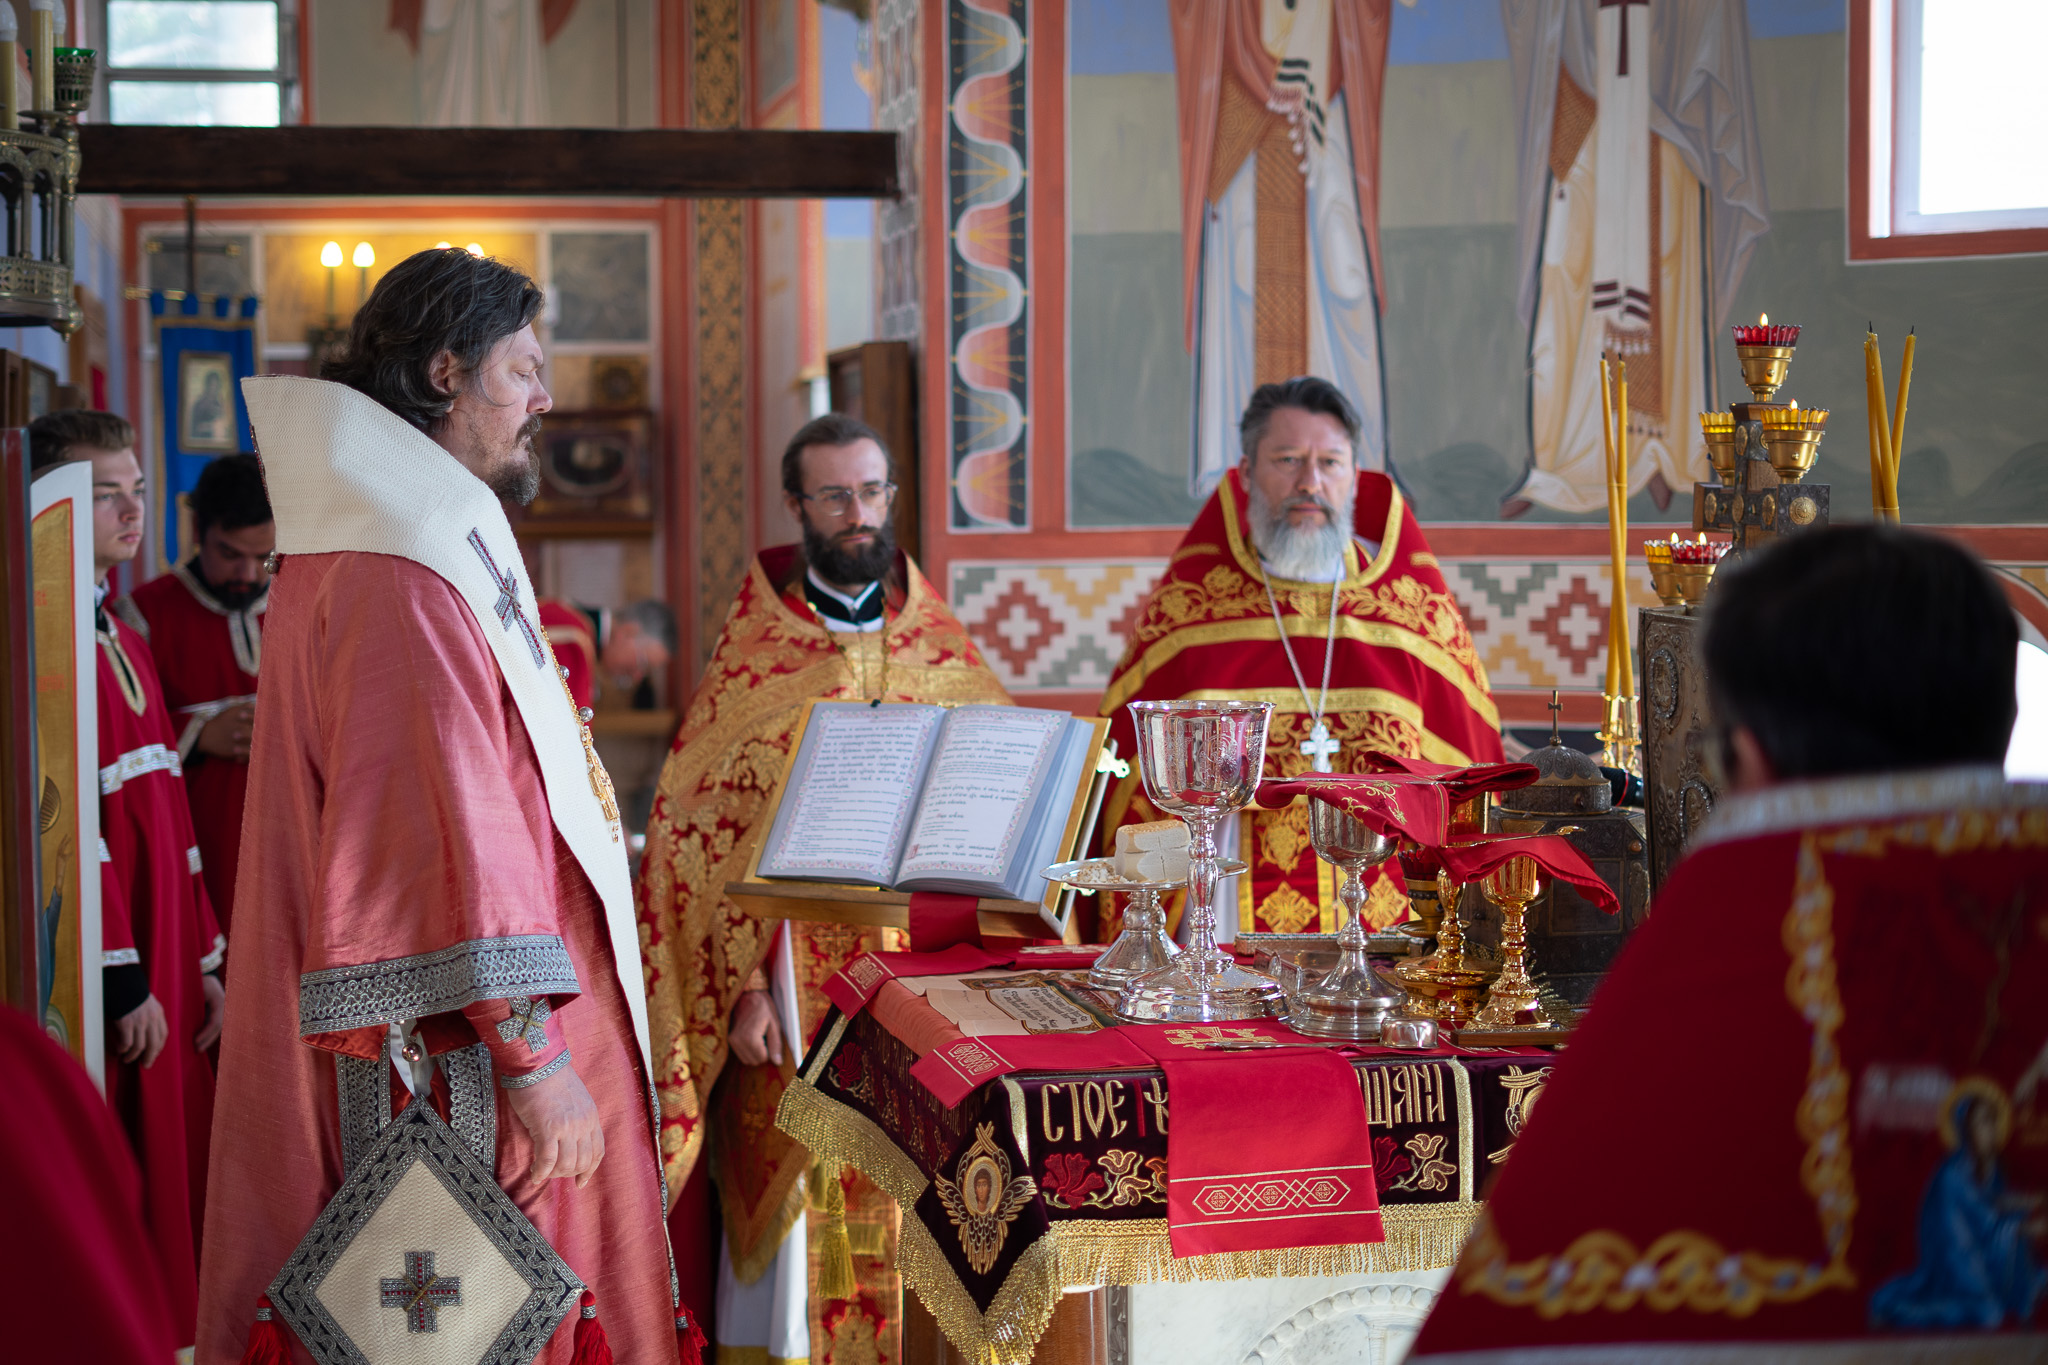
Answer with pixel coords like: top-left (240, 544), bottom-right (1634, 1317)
top-left (635, 549), bottom-right (1009, 1291)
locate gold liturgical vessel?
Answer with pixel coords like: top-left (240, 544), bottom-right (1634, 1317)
top-left (1469, 853), bottom-right (1553, 1030)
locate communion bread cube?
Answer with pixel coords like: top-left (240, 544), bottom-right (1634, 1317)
top-left (1115, 819), bottom-right (1188, 856)
top-left (1122, 847), bottom-right (1191, 882)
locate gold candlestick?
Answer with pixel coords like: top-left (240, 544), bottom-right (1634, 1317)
top-left (1396, 872), bottom-right (1496, 1029)
top-left (1471, 855), bottom-right (1552, 1030)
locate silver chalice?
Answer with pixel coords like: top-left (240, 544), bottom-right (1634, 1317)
top-left (1289, 795), bottom-right (1407, 1038)
top-left (1115, 699), bottom-right (1286, 1022)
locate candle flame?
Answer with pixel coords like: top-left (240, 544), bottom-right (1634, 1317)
top-left (1758, 312), bottom-right (1768, 326)
top-left (352, 242), bottom-right (375, 268)
top-left (1697, 532), bottom-right (1707, 544)
top-left (319, 240), bottom-right (342, 269)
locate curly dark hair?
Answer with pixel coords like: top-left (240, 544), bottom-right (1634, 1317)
top-left (320, 248), bottom-right (544, 431)
top-left (1238, 376), bottom-right (1362, 463)
top-left (190, 452), bottom-right (271, 537)
top-left (780, 412), bottom-right (891, 499)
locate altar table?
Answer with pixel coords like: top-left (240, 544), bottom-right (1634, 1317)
top-left (775, 966), bottom-right (1557, 1364)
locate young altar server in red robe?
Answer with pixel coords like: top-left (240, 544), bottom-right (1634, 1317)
top-left (1413, 526), bottom-right (2048, 1361)
top-left (198, 248), bottom-right (695, 1364)
top-left (115, 452), bottom-right (271, 932)
top-left (29, 409), bottom-right (226, 1356)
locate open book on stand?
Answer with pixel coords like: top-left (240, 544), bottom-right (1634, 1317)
top-left (753, 700), bottom-right (1104, 903)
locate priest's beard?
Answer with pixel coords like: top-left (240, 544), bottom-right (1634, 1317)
top-left (192, 560), bottom-right (263, 610)
top-left (802, 509), bottom-right (896, 589)
top-left (1247, 478), bottom-right (1348, 580)
top-left (484, 416), bottom-right (544, 505)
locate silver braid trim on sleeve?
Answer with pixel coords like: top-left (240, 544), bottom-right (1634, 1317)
top-left (335, 1053), bottom-right (393, 1177)
top-left (497, 1046), bottom-right (572, 1090)
top-left (442, 1042), bottom-right (498, 1166)
top-left (297, 934), bottom-right (579, 1037)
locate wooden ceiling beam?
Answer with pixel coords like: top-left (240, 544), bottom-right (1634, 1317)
top-left (75, 126), bottom-right (899, 199)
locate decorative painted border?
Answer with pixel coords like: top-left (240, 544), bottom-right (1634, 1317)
top-left (945, 0), bottom-right (1030, 530)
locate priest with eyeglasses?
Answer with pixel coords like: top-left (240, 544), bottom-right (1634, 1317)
top-left (637, 413), bottom-right (1009, 1365)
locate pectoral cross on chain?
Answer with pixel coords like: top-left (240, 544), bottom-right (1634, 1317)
top-left (467, 529), bottom-right (547, 670)
top-left (380, 1250), bottom-right (462, 1333)
top-left (1301, 719), bottom-right (1340, 774)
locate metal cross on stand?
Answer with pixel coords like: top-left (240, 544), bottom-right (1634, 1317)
top-left (467, 529), bottom-right (547, 669)
top-left (1301, 719), bottom-right (1341, 774)
top-left (380, 1250), bottom-right (462, 1334)
top-left (497, 996), bottom-right (553, 1054)
top-left (1548, 688), bottom-right (1563, 745)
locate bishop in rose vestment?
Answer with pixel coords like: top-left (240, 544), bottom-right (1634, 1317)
top-left (638, 542), bottom-right (1008, 1364)
top-left (1100, 466), bottom-right (1500, 935)
top-left (97, 594), bottom-right (223, 1348)
top-left (117, 559), bottom-right (264, 930)
top-left (1413, 768), bottom-right (2048, 1361)
top-left (197, 377), bottom-right (678, 1363)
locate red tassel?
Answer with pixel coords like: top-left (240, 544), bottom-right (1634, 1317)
top-left (237, 1295), bottom-right (292, 1365)
top-left (675, 1302), bottom-right (708, 1365)
top-left (571, 1290), bottom-right (615, 1365)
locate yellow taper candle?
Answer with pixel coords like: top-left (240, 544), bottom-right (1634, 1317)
top-left (1863, 330), bottom-right (1895, 523)
top-left (1890, 327), bottom-right (1916, 510)
top-left (1599, 356), bottom-right (1621, 698)
top-left (1615, 359), bottom-right (1634, 698)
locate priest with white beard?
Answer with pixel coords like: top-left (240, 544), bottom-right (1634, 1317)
top-left (1100, 377), bottom-right (1505, 937)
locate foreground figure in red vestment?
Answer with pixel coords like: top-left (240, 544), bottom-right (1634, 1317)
top-left (115, 453), bottom-right (272, 933)
top-left (196, 249), bottom-right (691, 1363)
top-left (1413, 526), bottom-right (2048, 1362)
top-left (29, 409), bottom-right (226, 1355)
top-left (0, 1002), bottom-right (181, 1364)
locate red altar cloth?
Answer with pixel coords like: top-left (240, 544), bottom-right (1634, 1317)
top-left (1413, 769), bottom-right (2048, 1358)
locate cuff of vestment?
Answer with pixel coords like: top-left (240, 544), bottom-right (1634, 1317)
top-left (463, 993), bottom-right (571, 1082)
top-left (297, 934), bottom-right (580, 1042)
top-left (199, 932), bottom-right (226, 974)
top-left (497, 1046), bottom-right (572, 1089)
top-left (104, 961), bottom-right (150, 1020)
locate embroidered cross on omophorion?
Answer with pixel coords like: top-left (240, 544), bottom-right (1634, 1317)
top-left (498, 996), bottom-right (553, 1054)
top-left (379, 1250), bottom-right (462, 1333)
top-left (467, 529), bottom-right (547, 669)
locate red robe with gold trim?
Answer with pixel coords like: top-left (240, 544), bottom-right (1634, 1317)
top-left (638, 545), bottom-right (1009, 1364)
top-left (95, 611), bottom-right (221, 1348)
top-left (1414, 768), bottom-right (2048, 1361)
top-left (1100, 469), bottom-right (1500, 935)
top-left (119, 563), bottom-right (263, 931)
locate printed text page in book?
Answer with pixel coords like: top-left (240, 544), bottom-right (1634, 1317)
top-left (764, 705), bottom-right (943, 883)
top-left (898, 708), bottom-right (1064, 878)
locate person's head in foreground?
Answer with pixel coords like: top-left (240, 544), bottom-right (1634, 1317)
top-left (1702, 523), bottom-right (2017, 792)
top-left (1237, 376), bottom-right (1362, 580)
top-left (28, 409), bottom-right (143, 584)
top-left (603, 599), bottom-right (676, 688)
top-left (322, 246), bottom-right (551, 505)
top-left (780, 412), bottom-right (898, 590)
top-left (187, 452), bottom-right (273, 608)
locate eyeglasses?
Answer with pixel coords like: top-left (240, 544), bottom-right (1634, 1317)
top-left (801, 481), bottom-right (898, 516)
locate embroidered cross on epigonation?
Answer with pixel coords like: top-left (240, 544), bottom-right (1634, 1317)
top-left (497, 996), bottom-right (553, 1054)
top-left (467, 529), bottom-right (547, 669)
top-left (379, 1250), bottom-right (462, 1334)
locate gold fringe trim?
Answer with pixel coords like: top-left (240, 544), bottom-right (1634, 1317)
top-left (723, 1163), bottom-right (810, 1287)
top-left (777, 1075), bottom-right (1480, 1365)
top-left (815, 1159), bottom-right (857, 1301)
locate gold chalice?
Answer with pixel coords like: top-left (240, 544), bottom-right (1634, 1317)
top-left (1736, 345), bottom-right (1794, 403)
top-left (1470, 854), bottom-right (1552, 1030)
top-left (1396, 871), bottom-right (1496, 1029)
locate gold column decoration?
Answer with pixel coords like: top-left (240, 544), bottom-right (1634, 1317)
top-left (692, 0), bottom-right (746, 669)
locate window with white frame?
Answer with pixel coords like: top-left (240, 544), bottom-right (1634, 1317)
top-left (102, 0), bottom-right (295, 126)
top-left (1858, 0), bottom-right (2048, 256)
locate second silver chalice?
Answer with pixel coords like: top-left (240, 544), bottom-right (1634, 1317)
top-left (1289, 795), bottom-right (1407, 1038)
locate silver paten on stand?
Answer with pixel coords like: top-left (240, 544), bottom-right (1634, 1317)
top-left (1288, 796), bottom-right (1405, 1039)
top-left (1116, 700), bottom-right (1286, 1022)
top-left (1040, 857), bottom-right (1248, 993)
